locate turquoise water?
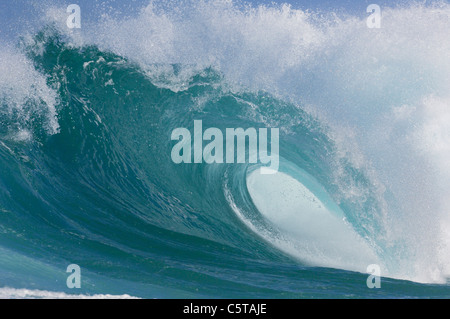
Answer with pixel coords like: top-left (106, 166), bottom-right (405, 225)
top-left (0, 1), bottom-right (449, 298)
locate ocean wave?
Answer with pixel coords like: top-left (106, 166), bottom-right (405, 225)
top-left (0, 0), bottom-right (449, 298)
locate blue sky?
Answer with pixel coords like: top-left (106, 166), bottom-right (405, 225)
top-left (0, 0), bottom-right (432, 42)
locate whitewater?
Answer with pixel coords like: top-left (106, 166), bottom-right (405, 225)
top-left (0, 0), bottom-right (449, 298)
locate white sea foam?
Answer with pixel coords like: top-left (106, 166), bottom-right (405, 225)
top-left (0, 46), bottom-right (59, 139)
top-left (0, 287), bottom-right (139, 299)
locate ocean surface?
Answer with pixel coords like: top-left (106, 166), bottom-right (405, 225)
top-left (0, 0), bottom-right (449, 298)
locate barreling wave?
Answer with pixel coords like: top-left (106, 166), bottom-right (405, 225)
top-left (0, 0), bottom-right (449, 298)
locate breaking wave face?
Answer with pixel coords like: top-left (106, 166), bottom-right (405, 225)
top-left (0, 0), bottom-right (449, 298)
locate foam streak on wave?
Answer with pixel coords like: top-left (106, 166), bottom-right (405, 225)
top-left (0, 287), bottom-right (138, 299)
